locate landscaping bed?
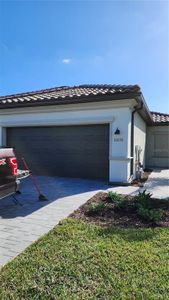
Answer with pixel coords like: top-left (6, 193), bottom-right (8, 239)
top-left (70, 191), bottom-right (169, 228)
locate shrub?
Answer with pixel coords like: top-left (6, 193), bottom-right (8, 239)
top-left (108, 191), bottom-right (129, 211)
top-left (88, 202), bottom-right (106, 215)
top-left (135, 190), bottom-right (164, 223)
top-left (135, 190), bottom-right (152, 208)
top-left (138, 207), bottom-right (164, 223)
top-left (108, 191), bottom-right (123, 203)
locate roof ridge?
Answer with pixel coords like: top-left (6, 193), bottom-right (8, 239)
top-left (79, 83), bottom-right (140, 90)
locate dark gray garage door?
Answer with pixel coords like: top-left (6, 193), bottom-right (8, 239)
top-left (7, 125), bottom-right (109, 180)
top-left (146, 126), bottom-right (169, 168)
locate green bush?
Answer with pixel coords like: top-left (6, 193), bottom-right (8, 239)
top-left (108, 191), bottom-right (123, 203)
top-left (135, 190), bottom-right (164, 223)
top-left (138, 207), bottom-right (164, 223)
top-left (108, 191), bottom-right (128, 210)
top-left (135, 190), bottom-right (152, 208)
top-left (88, 202), bottom-right (106, 215)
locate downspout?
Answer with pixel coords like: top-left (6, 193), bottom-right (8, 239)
top-left (130, 101), bottom-right (143, 177)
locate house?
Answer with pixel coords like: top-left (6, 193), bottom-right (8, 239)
top-left (0, 84), bottom-right (168, 184)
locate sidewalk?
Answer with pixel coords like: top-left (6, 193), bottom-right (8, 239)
top-left (142, 169), bottom-right (169, 199)
top-left (108, 169), bottom-right (169, 199)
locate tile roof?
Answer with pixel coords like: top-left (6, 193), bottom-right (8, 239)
top-left (0, 84), bottom-right (141, 107)
top-left (0, 84), bottom-right (168, 124)
top-left (151, 111), bottom-right (169, 124)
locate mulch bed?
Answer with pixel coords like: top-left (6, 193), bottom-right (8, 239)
top-left (70, 192), bottom-right (169, 228)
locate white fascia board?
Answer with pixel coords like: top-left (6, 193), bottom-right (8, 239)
top-left (2, 117), bottom-right (115, 127)
top-left (0, 98), bottom-right (137, 116)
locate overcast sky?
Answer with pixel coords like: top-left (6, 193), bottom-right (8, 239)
top-left (0, 0), bottom-right (168, 113)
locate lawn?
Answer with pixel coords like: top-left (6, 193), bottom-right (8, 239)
top-left (0, 218), bottom-right (168, 300)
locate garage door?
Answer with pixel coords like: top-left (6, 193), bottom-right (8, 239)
top-left (146, 126), bottom-right (169, 168)
top-left (7, 125), bottom-right (109, 180)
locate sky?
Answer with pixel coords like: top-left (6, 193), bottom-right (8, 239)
top-left (0, 0), bottom-right (168, 113)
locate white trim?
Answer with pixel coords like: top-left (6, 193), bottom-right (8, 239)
top-left (109, 156), bottom-right (133, 161)
top-left (1, 117), bottom-right (115, 127)
top-left (109, 122), bottom-right (112, 181)
top-left (0, 115), bottom-right (115, 127)
top-left (0, 99), bottom-right (137, 116)
top-left (0, 127), bottom-right (3, 146)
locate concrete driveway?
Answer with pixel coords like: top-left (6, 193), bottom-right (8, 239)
top-left (0, 176), bottom-right (108, 267)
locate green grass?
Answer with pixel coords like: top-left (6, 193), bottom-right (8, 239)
top-left (0, 218), bottom-right (169, 300)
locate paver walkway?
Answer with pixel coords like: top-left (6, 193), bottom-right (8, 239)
top-left (0, 177), bottom-right (108, 267)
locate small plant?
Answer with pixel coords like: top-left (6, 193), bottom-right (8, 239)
top-left (135, 190), bottom-right (152, 208)
top-left (135, 190), bottom-right (164, 223)
top-left (108, 191), bottom-right (123, 203)
top-left (108, 191), bottom-right (128, 210)
top-left (88, 202), bottom-right (106, 215)
top-left (138, 207), bottom-right (164, 223)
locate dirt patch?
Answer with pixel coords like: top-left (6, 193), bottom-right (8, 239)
top-left (70, 192), bottom-right (169, 228)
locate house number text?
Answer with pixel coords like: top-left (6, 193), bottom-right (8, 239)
top-left (114, 137), bottom-right (123, 142)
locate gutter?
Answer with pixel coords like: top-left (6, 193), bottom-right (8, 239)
top-left (0, 92), bottom-right (141, 110)
top-left (130, 101), bottom-right (143, 177)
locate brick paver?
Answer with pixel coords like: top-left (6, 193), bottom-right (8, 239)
top-left (0, 176), bottom-right (108, 267)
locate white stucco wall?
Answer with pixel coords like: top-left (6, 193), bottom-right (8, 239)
top-left (133, 112), bottom-right (146, 174)
top-left (0, 99), bottom-right (137, 183)
top-left (109, 108), bottom-right (132, 182)
top-left (0, 127), bottom-right (2, 146)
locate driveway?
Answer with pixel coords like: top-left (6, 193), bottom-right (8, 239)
top-left (0, 176), bottom-right (108, 266)
top-left (1, 170), bottom-right (168, 267)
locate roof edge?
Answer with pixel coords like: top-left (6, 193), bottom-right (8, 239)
top-left (0, 92), bottom-right (141, 109)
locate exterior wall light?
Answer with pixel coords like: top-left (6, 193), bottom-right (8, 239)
top-left (114, 128), bottom-right (120, 135)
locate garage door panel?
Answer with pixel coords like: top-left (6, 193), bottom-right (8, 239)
top-left (146, 126), bottom-right (169, 168)
top-left (7, 125), bottom-right (109, 180)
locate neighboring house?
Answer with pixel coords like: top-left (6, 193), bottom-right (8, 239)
top-left (0, 84), bottom-right (168, 184)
